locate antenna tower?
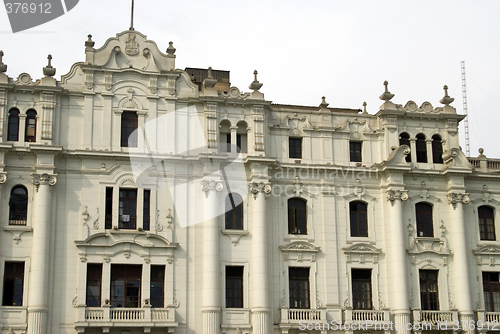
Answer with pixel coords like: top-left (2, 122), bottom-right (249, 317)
top-left (461, 61), bottom-right (470, 157)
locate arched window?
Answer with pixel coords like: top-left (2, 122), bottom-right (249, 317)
top-left (25, 109), bottom-right (37, 142)
top-left (288, 198), bottom-right (306, 234)
top-left (415, 134), bottom-right (427, 163)
top-left (9, 186), bottom-right (28, 226)
top-left (219, 120), bottom-right (231, 153)
top-left (432, 135), bottom-right (444, 163)
top-left (416, 202), bottom-right (433, 237)
top-left (479, 206), bottom-right (495, 241)
top-left (225, 193), bottom-right (243, 230)
top-left (7, 108), bottom-right (19, 142)
top-left (236, 121), bottom-right (248, 153)
top-left (399, 132), bottom-right (411, 162)
top-left (350, 201), bottom-right (368, 237)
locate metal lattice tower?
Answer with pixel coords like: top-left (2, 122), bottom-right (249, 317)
top-left (461, 61), bottom-right (470, 157)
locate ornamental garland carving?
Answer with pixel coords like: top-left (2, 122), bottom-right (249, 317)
top-left (386, 189), bottom-right (408, 205)
top-left (448, 192), bottom-right (470, 209)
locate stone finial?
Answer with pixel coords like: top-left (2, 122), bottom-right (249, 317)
top-left (362, 101), bottom-right (367, 114)
top-left (85, 34), bottom-right (95, 48)
top-left (248, 70), bottom-right (263, 91)
top-left (0, 50), bottom-right (6, 73)
top-left (439, 85), bottom-right (454, 106)
top-left (319, 96), bottom-right (329, 109)
top-left (43, 54), bottom-right (56, 77)
top-left (478, 148), bottom-right (486, 158)
top-left (203, 66), bottom-right (217, 88)
top-left (379, 80), bottom-right (394, 101)
top-left (166, 41), bottom-right (176, 55)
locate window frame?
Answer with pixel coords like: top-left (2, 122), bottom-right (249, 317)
top-left (9, 185), bottom-right (28, 226)
top-left (118, 188), bottom-right (138, 229)
top-left (121, 111), bottom-right (138, 148)
top-left (2, 261), bottom-right (24, 307)
top-left (110, 264), bottom-right (142, 308)
top-left (289, 137), bottom-right (302, 159)
top-left (86, 263), bottom-right (102, 307)
top-left (288, 267), bottom-right (310, 309)
top-left (7, 108), bottom-right (20, 142)
top-left (143, 189), bottom-right (151, 231)
top-left (479, 205), bottom-right (496, 241)
top-left (419, 269), bottom-right (439, 311)
top-left (349, 201), bottom-right (368, 237)
top-left (225, 193), bottom-right (244, 230)
top-left (416, 202), bottom-right (434, 237)
top-left (150, 265), bottom-right (165, 308)
top-left (349, 141), bottom-right (362, 163)
top-left (415, 133), bottom-right (427, 163)
top-left (351, 269), bottom-right (372, 310)
top-left (399, 132), bottom-right (411, 162)
top-left (225, 266), bottom-right (244, 308)
top-left (432, 134), bottom-right (444, 164)
top-left (483, 272), bottom-right (500, 312)
top-left (288, 198), bottom-right (307, 235)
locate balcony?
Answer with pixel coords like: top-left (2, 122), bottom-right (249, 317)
top-left (413, 309), bottom-right (459, 329)
top-left (75, 305), bottom-right (177, 333)
top-left (477, 310), bottom-right (500, 329)
top-left (280, 307), bottom-right (326, 329)
top-left (468, 150), bottom-right (500, 172)
top-left (344, 308), bottom-right (391, 327)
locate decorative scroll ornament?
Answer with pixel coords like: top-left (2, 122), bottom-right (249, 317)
top-left (0, 172), bottom-right (7, 184)
top-left (201, 180), bottom-right (224, 196)
top-left (386, 189), bottom-right (409, 206)
top-left (93, 208), bottom-right (100, 230)
top-left (31, 173), bottom-right (57, 192)
top-left (72, 288), bottom-right (78, 308)
top-left (448, 192), bottom-right (470, 209)
top-left (249, 182), bottom-right (272, 198)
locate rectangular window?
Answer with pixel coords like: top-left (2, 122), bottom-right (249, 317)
top-left (420, 270), bottom-right (439, 310)
top-left (226, 266), bottom-right (244, 308)
top-left (121, 111), bottom-right (138, 147)
top-left (111, 264), bottom-right (142, 308)
top-left (119, 188), bottom-right (137, 229)
top-left (86, 263), bottom-right (102, 307)
top-left (143, 189), bottom-right (151, 231)
top-left (483, 272), bottom-right (500, 312)
top-left (151, 265), bottom-right (165, 308)
top-left (105, 187), bottom-right (113, 229)
top-left (350, 141), bottom-right (362, 162)
top-left (352, 269), bottom-right (372, 309)
top-left (289, 267), bottom-right (309, 309)
top-left (2, 262), bottom-right (24, 306)
top-left (288, 198), bottom-right (307, 235)
top-left (289, 138), bottom-right (302, 159)
top-left (226, 133), bottom-right (232, 153)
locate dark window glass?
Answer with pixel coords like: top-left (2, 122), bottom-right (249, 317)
top-left (236, 134), bottom-right (242, 153)
top-left (25, 110), bottom-right (36, 142)
top-left (350, 201), bottom-right (368, 237)
top-left (399, 132), bottom-right (411, 162)
top-left (121, 111), bottom-right (138, 147)
top-left (289, 138), bottom-right (302, 159)
top-left (289, 267), bottom-right (309, 309)
top-left (110, 264), bottom-right (142, 308)
top-left (483, 272), bottom-right (500, 312)
top-left (420, 270), bottom-right (439, 310)
top-left (226, 133), bottom-right (231, 153)
top-left (225, 193), bottom-right (243, 230)
top-left (288, 198), bottom-right (307, 235)
top-left (350, 141), bottom-right (362, 162)
top-left (352, 269), bottom-right (372, 310)
top-left (226, 266), bottom-right (244, 308)
top-left (432, 135), bottom-right (444, 163)
top-left (9, 186), bottom-right (28, 226)
top-left (416, 134), bottom-right (427, 163)
top-left (2, 262), bottom-right (24, 306)
top-left (8, 109), bottom-right (19, 142)
top-left (86, 263), bottom-right (102, 307)
top-left (479, 206), bottom-right (495, 241)
top-left (119, 188), bottom-right (137, 229)
top-left (416, 202), bottom-right (433, 237)
top-left (151, 265), bottom-right (165, 308)
top-left (105, 187), bottom-right (113, 229)
top-left (143, 189), bottom-right (151, 231)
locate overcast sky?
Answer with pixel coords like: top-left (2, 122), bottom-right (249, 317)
top-left (1, 0), bottom-right (499, 159)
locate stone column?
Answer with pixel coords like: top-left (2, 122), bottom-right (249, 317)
top-left (426, 139), bottom-right (433, 163)
top-left (410, 139), bottom-right (416, 163)
top-left (250, 181), bottom-right (272, 334)
top-left (202, 179), bottom-right (223, 334)
top-left (448, 192), bottom-right (473, 334)
top-left (27, 173), bottom-right (57, 334)
top-left (387, 190), bottom-right (410, 334)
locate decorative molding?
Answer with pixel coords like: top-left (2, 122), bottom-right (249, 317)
top-left (279, 241), bottom-right (320, 262)
top-left (386, 189), bottom-right (408, 206)
top-left (31, 173), bottom-right (57, 192)
top-left (249, 181), bottom-right (271, 198)
top-left (448, 192), bottom-right (470, 209)
top-left (222, 229), bottom-right (249, 246)
top-left (201, 179), bottom-right (224, 196)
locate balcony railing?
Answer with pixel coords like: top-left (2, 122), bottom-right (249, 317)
top-left (477, 309), bottom-right (500, 326)
top-left (76, 305), bottom-right (177, 331)
top-left (413, 309), bottom-right (459, 327)
top-left (468, 155), bottom-right (500, 172)
top-left (280, 307), bottom-right (326, 325)
top-left (344, 309), bottom-right (390, 324)
top-left (9, 211), bottom-right (27, 226)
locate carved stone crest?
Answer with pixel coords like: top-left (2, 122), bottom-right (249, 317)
top-left (125, 33), bottom-right (139, 56)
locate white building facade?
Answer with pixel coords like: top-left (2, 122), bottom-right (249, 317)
top-left (0, 29), bottom-right (499, 334)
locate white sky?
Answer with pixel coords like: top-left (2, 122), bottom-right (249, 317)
top-left (0, 0), bottom-right (499, 159)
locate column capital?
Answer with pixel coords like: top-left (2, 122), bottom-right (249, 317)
top-left (249, 181), bottom-right (271, 198)
top-left (387, 189), bottom-right (408, 205)
top-left (31, 173), bottom-right (57, 191)
top-left (448, 192), bottom-right (470, 208)
top-left (201, 179), bottom-right (223, 196)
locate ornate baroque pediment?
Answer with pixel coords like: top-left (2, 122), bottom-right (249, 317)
top-left (342, 242), bottom-right (381, 264)
top-left (279, 241), bottom-right (320, 262)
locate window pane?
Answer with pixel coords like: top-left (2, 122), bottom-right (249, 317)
top-left (121, 112), bottom-right (138, 147)
top-left (111, 264), bottom-right (142, 308)
top-left (226, 266), bottom-right (244, 308)
top-left (289, 267), bottom-right (309, 309)
top-left (3, 262), bottom-right (24, 306)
